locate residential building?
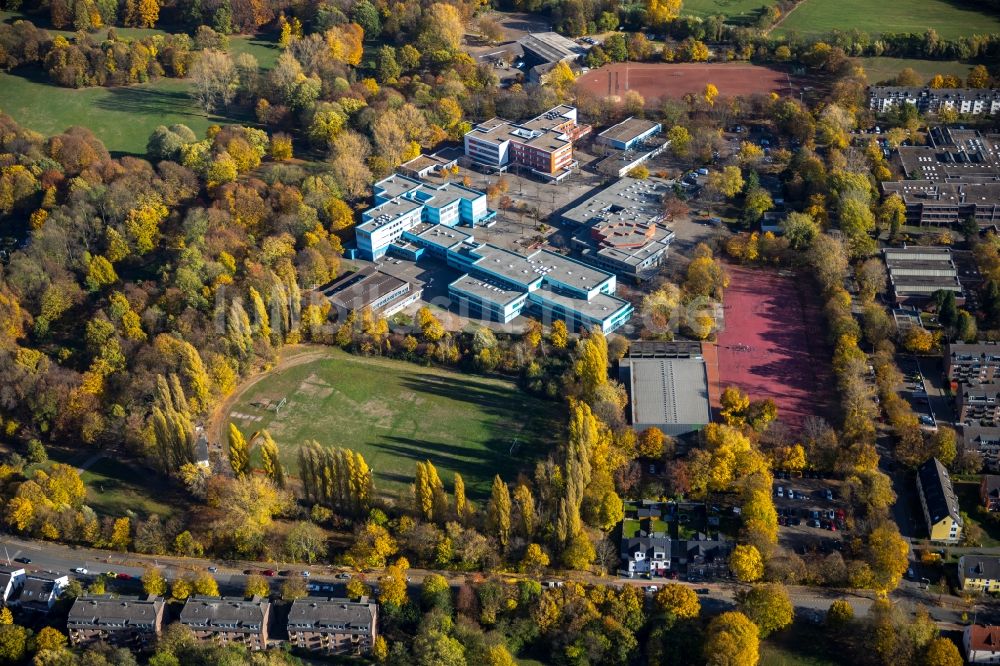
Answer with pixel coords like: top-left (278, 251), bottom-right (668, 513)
top-left (621, 534), bottom-right (672, 577)
top-left (960, 382), bottom-right (1000, 425)
top-left (618, 341), bottom-right (711, 436)
top-left (179, 596), bottom-right (270, 650)
top-left (966, 624), bottom-right (1000, 664)
top-left (983, 475), bottom-right (1000, 512)
top-left (883, 246), bottom-right (963, 305)
top-left (947, 342), bottom-right (1000, 387)
top-left (963, 425), bottom-right (1000, 471)
top-left (916, 458), bottom-right (963, 543)
top-left (318, 267), bottom-right (422, 319)
top-left (563, 178), bottom-right (675, 280)
top-left (880, 127), bottom-right (1000, 228)
top-left (463, 105), bottom-right (591, 180)
top-left (287, 597), bottom-right (378, 656)
top-left (960, 555), bottom-right (1000, 592)
top-left (67, 595), bottom-right (165, 649)
top-left (17, 572), bottom-right (68, 613)
top-left (0, 566), bottom-right (25, 605)
top-left (596, 117), bottom-right (663, 151)
top-left (869, 86), bottom-right (1000, 115)
top-left (357, 173), bottom-right (494, 260)
top-left (674, 533), bottom-right (733, 580)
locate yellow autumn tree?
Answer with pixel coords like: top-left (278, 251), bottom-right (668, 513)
top-left (646, 0), bottom-right (682, 30)
top-left (703, 83), bottom-right (719, 107)
top-left (138, 0), bottom-right (159, 27)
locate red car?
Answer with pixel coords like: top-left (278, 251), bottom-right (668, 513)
top-left (115, 573), bottom-right (132, 580)
top-left (262, 569), bottom-right (277, 576)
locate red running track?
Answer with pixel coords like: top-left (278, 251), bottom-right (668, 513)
top-left (712, 265), bottom-right (832, 430)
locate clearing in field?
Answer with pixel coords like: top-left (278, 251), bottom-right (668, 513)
top-left (773, 0), bottom-right (1000, 40)
top-left (682, 0), bottom-right (777, 22)
top-left (855, 57), bottom-right (973, 86)
top-left (576, 62), bottom-right (794, 104)
top-left (711, 265), bottom-right (831, 429)
top-left (80, 457), bottom-right (180, 520)
top-left (223, 348), bottom-right (562, 499)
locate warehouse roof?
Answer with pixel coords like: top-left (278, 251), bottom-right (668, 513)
top-left (620, 357), bottom-right (711, 428)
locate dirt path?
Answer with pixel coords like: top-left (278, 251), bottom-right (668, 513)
top-left (206, 345), bottom-right (334, 446)
top-left (766, 0), bottom-right (807, 35)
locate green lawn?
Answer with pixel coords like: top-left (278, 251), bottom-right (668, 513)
top-left (857, 57), bottom-right (974, 85)
top-left (80, 457), bottom-right (179, 520)
top-left (760, 621), bottom-right (848, 666)
top-left (682, 0), bottom-right (775, 22)
top-left (225, 349), bottom-right (562, 499)
top-left (774, 0), bottom-right (1000, 40)
top-left (955, 480), bottom-right (1000, 547)
top-left (0, 71), bottom-right (250, 155)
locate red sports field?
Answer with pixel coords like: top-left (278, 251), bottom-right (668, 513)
top-left (710, 265), bottom-right (830, 429)
top-left (576, 62), bottom-right (795, 103)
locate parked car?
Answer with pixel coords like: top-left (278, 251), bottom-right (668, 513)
top-left (335, 573), bottom-right (351, 580)
top-left (776, 486), bottom-right (784, 498)
top-left (13, 557), bottom-right (30, 564)
top-left (695, 588), bottom-right (710, 595)
top-left (808, 519), bottom-right (821, 528)
top-left (262, 569), bottom-right (277, 577)
top-left (116, 573), bottom-right (131, 580)
top-left (644, 585), bottom-right (659, 594)
top-left (207, 566), bottom-right (218, 573)
top-left (825, 489), bottom-right (834, 501)
top-left (301, 571), bottom-right (311, 577)
top-left (72, 567), bottom-right (88, 575)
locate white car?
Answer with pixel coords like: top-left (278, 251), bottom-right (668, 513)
top-left (72, 567), bottom-right (88, 575)
top-left (776, 486), bottom-right (784, 498)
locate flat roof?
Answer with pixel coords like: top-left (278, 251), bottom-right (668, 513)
top-left (598, 117), bottom-right (661, 144)
top-left (533, 283), bottom-right (630, 321)
top-left (410, 223), bottom-right (474, 251)
top-left (517, 32), bottom-right (582, 63)
top-left (374, 173), bottom-right (423, 200)
top-left (622, 357), bottom-right (711, 426)
top-left (536, 248), bottom-right (613, 289)
top-left (471, 244), bottom-right (547, 288)
top-left (450, 274), bottom-right (525, 307)
top-left (359, 197), bottom-right (421, 232)
top-left (562, 177), bottom-right (668, 227)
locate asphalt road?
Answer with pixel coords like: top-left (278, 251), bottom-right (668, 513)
top-left (0, 533), bottom-right (981, 628)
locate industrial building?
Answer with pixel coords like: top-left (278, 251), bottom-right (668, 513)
top-left (881, 127), bottom-right (1000, 228)
top-left (617, 341), bottom-right (711, 436)
top-left (869, 86), bottom-right (1000, 115)
top-left (563, 177), bottom-right (675, 280)
top-left (916, 457), bottom-right (963, 543)
top-left (357, 172), bottom-right (495, 260)
top-left (463, 105), bottom-right (591, 180)
top-left (596, 117), bottom-right (663, 151)
top-left (883, 246), bottom-right (962, 304)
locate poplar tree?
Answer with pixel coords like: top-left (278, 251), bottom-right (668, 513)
top-left (226, 299), bottom-right (253, 360)
top-left (227, 423), bottom-right (250, 477)
top-left (150, 374), bottom-right (194, 473)
top-left (487, 475), bottom-right (511, 551)
top-left (179, 341), bottom-right (210, 413)
top-left (259, 431), bottom-right (284, 488)
top-left (512, 483), bottom-right (536, 539)
top-left (453, 473), bottom-right (467, 522)
top-left (248, 287), bottom-right (271, 342)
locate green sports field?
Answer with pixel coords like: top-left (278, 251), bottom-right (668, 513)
top-left (774, 0), bottom-right (1000, 40)
top-left (224, 349), bottom-right (562, 500)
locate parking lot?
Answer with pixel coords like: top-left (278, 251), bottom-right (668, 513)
top-left (773, 473), bottom-right (847, 549)
top-left (897, 355), bottom-right (946, 430)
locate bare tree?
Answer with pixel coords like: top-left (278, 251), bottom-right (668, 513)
top-left (190, 49), bottom-right (239, 113)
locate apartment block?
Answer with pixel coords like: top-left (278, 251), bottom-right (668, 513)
top-left (947, 342), bottom-right (1000, 387)
top-left (17, 572), bottom-right (68, 613)
top-left (916, 458), bottom-right (963, 543)
top-left (287, 597), bottom-right (378, 656)
top-left (869, 86), bottom-right (1000, 115)
top-left (463, 105), bottom-right (591, 181)
top-left (960, 555), bottom-right (1000, 593)
top-left (67, 595), bottom-right (165, 649)
top-left (960, 382), bottom-right (1000, 426)
top-left (357, 173), bottom-right (494, 260)
top-left (179, 596), bottom-right (270, 650)
top-left (962, 425), bottom-right (1000, 471)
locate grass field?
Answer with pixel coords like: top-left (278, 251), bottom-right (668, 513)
top-left (856, 57), bottom-right (973, 85)
top-left (224, 349), bottom-right (562, 499)
top-left (682, 0), bottom-right (775, 22)
top-left (0, 11), bottom-right (277, 155)
top-left (774, 0), bottom-right (1000, 40)
top-left (760, 622), bottom-right (846, 666)
top-left (80, 458), bottom-right (179, 520)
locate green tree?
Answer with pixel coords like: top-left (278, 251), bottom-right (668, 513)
top-left (141, 567), bottom-right (167, 596)
top-left (737, 583), bottom-right (794, 637)
top-left (244, 574), bottom-right (269, 598)
top-left (421, 573), bottom-right (452, 611)
top-left (704, 611), bottom-right (759, 666)
top-left (827, 599), bottom-right (854, 626)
